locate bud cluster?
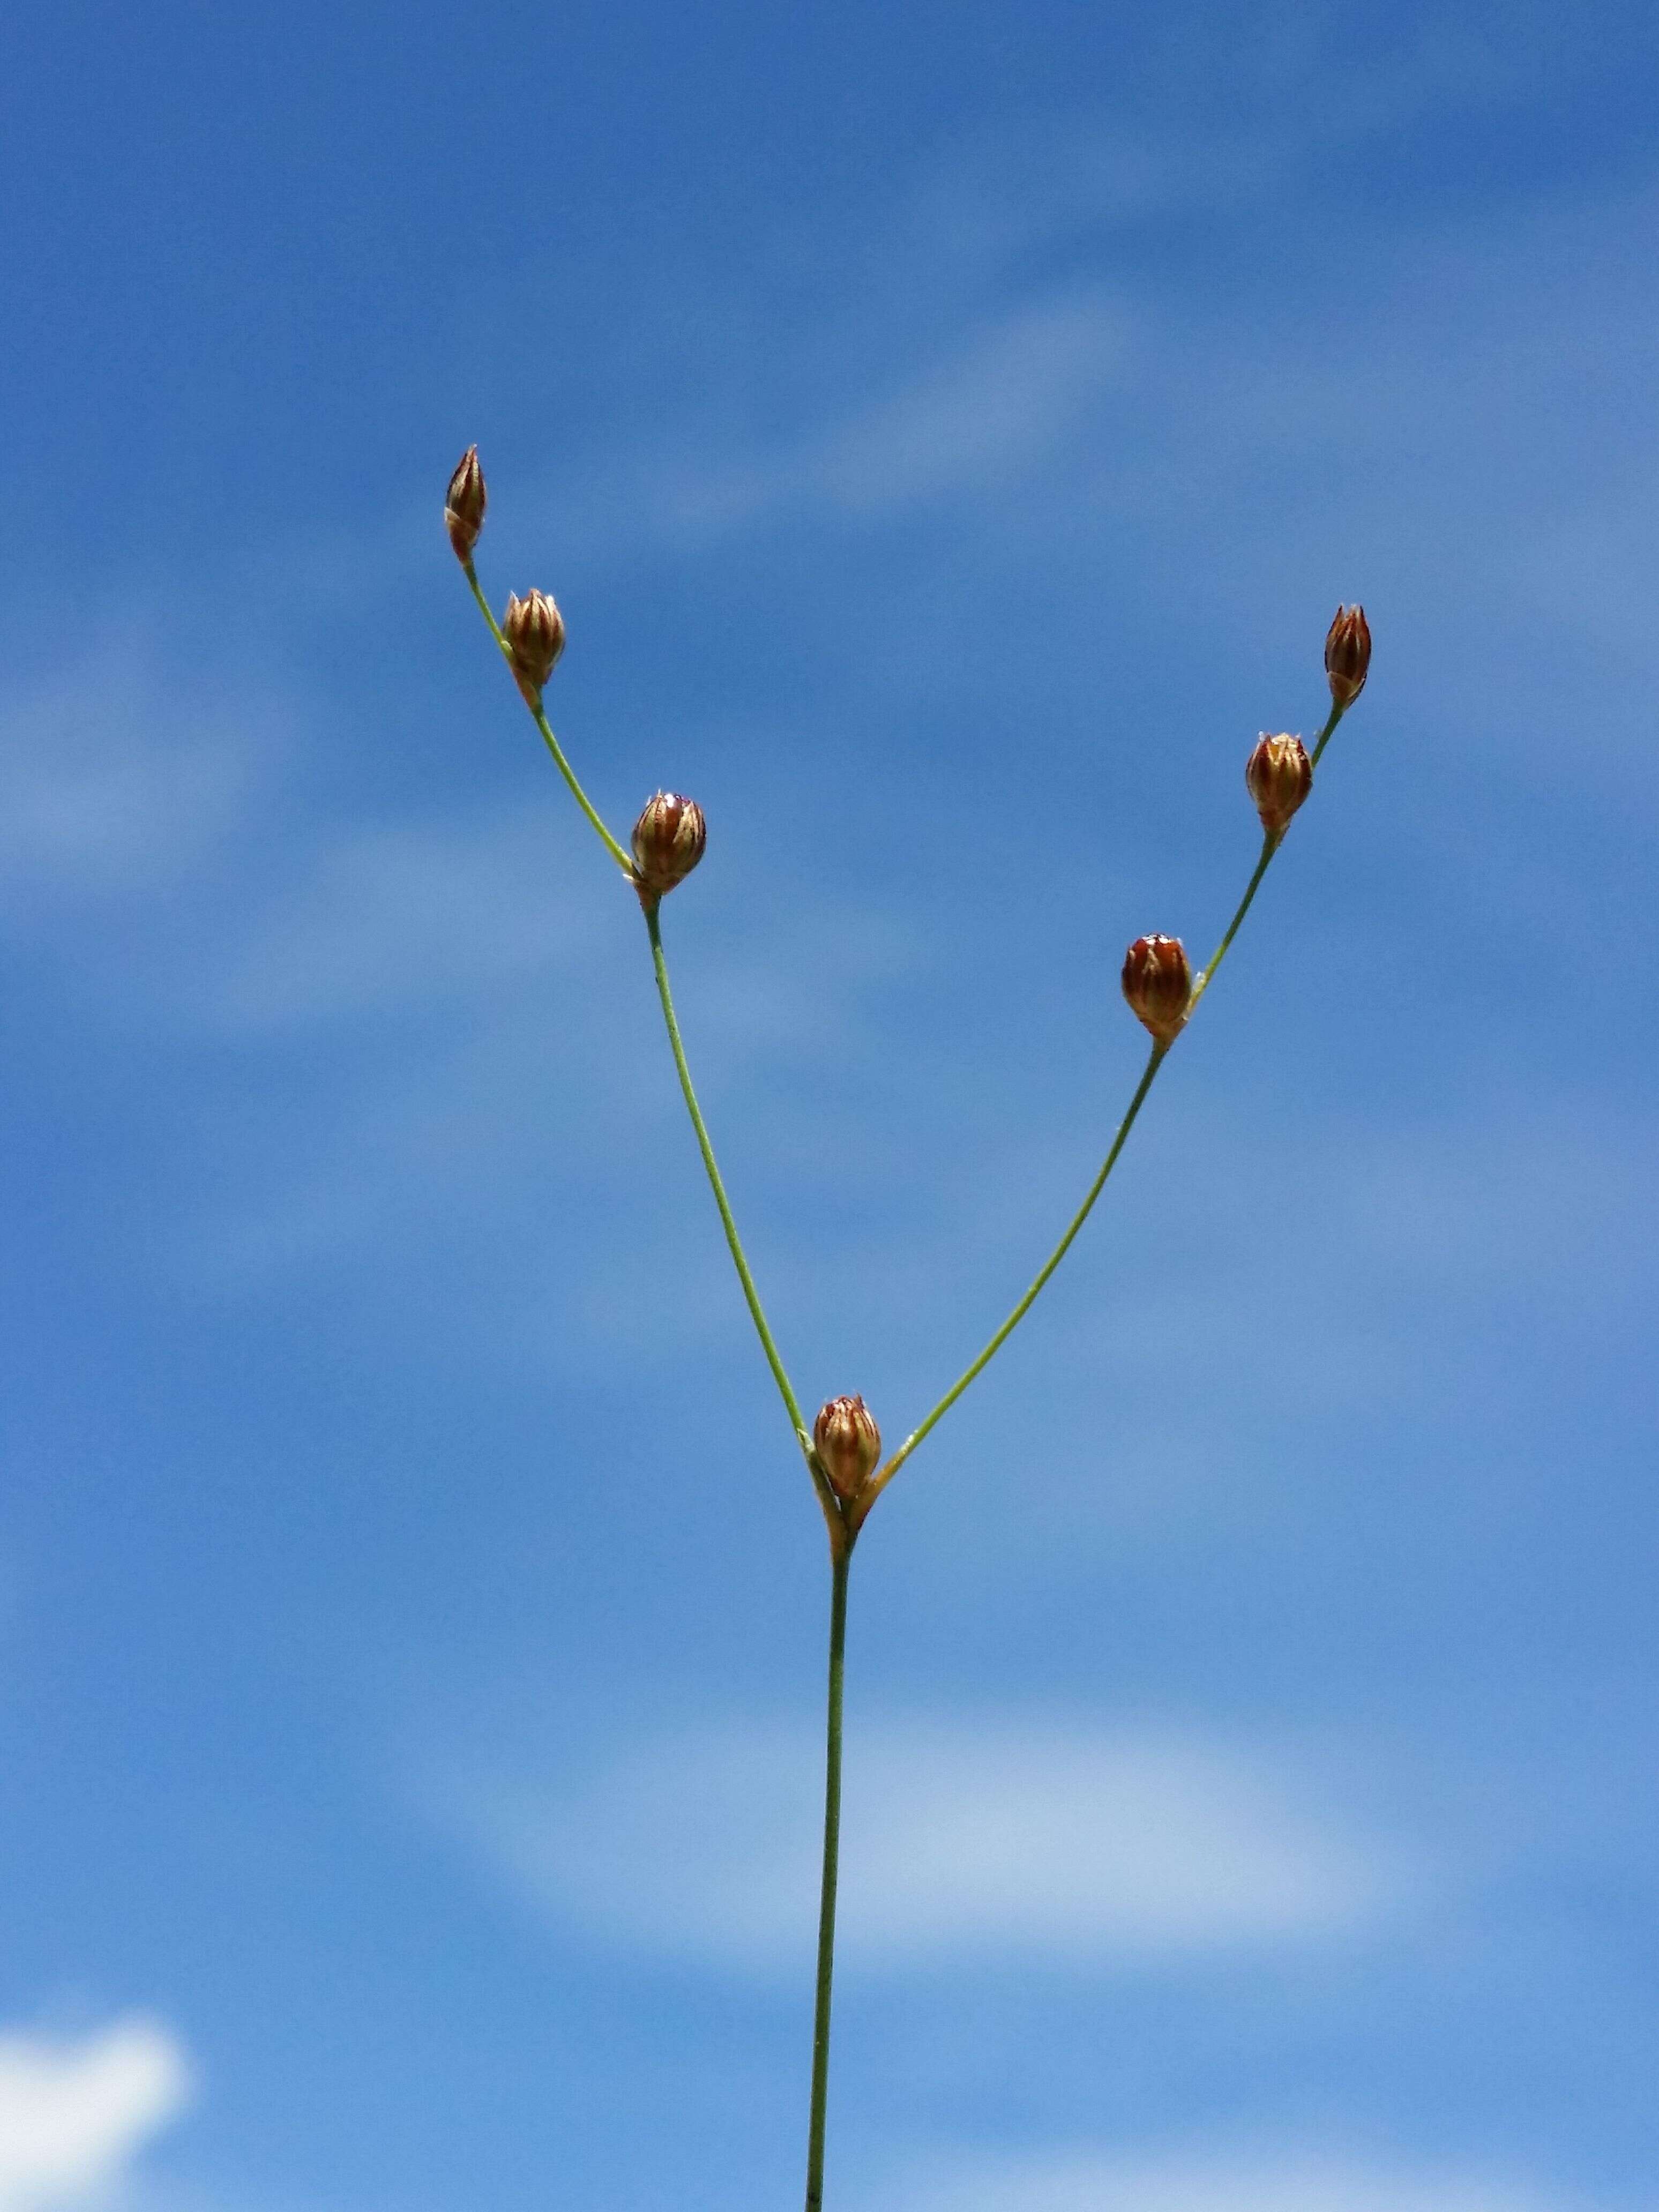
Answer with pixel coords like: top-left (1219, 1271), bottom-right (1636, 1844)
top-left (443, 459), bottom-right (1370, 1076)
top-left (1245, 733), bottom-right (1313, 838)
top-left (1121, 933), bottom-right (1192, 1045)
top-left (504, 588), bottom-right (566, 700)
top-left (813, 1395), bottom-right (882, 1504)
top-left (632, 791), bottom-right (707, 900)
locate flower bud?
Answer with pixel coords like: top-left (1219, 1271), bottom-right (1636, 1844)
top-left (1245, 733), bottom-right (1313, 838)
top-left (1121, 933), bottom-right (1191, 1045)
top-left (444, 446), bottom-right (487, 565)
top-left (1325, 603), bottom-right (1371, 709)
top-left (631, 791), bottom-right (707, 898)
top-left (503, 588), bottom-right (565, 698)
top-left (813, 1394), bottom-right (881, 1502)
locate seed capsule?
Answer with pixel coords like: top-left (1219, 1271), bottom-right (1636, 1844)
top-left (444, 446), bottom-right (487, 565)
top-left (631, 792), bottom-right (707, 898)
top-left (503, 588), bottom-right (566, 699)
top-left (813, 1395), bottom-right (882, 1502)
top-left (1325, 604), bottom-right (1371, 709)
top-left (1121, 933), bottom-right (1192, 1045)
top-left (1245, 733), bottom-right (1313, 838)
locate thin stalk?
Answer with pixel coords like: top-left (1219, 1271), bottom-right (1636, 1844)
top-left (464, 561), bottom-right (633, 876)
top-left (804, 1548), bottom-right (850, 2212)
top-left (860, 696), bottom-right (1350, 1514)
top-left (858, 1039), bottom-right (1165, 1511)
top-left (1187, 703), bottom-right (1342, 1017)
top-left (644, 902), bottom-right (810, 1446)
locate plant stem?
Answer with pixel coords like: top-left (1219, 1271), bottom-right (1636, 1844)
top-left (857, 1038), bottom-right (1166, 1511)
top-left (464, 561), bottom-right (634, 876)
top-left (859, 695), bottom-right (1350, 1515)
top-left (644, 902), bottom-right (812, 1448)
top-left (804, 1546), bottom-right (850, 2212)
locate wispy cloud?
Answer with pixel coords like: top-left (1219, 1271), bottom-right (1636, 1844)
top-left (442, 1715), bottom-right (1414, 1976)
top-left (810, 292), bottom-right (1129, 513)
top-left (864, 2146), bottom-right (1608, 2212)
top-left (0, 641), bottom-right (266, 913)
top-left (0, 2019), bottom-right (191, 2212)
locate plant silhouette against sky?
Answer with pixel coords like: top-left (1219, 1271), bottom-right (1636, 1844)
top-left (443, 443), bottom-right (1371, 2211)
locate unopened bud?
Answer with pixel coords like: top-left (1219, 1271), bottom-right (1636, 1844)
top-left (1245, 733), bottom-right (1313, 838)
top-left (503, 589), bottom-right (565, 699)
top-left (445, 446), bottom-right (487, 565)
top-left (1122, 933), bottom-right (1191, 1045)
top-left (813, 1394), bottom-right (881, 1502)
top-left (631, 791), bottom-right (707, 898)
top-left (1325, 604), bottom-right (1371, 709)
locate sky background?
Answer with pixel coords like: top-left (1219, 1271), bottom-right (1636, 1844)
top-left (3, 2), bottom-right (1657, 2209)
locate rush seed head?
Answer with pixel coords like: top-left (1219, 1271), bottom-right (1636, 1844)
top-left (1325, 604), bottom-right (1371, 709)
top-left (444, 446), bottom-right (487, 565)
top-left (1121, 933), bottom-right (1192, 1045)
top-left (503, 588), bottom-right (566, 700)
top-left (631, 791), bottom-right (707, 899)
top-left (1245, 732), bottom-right (1313, 839)
top-left (813, 1395), bottom-right (882, 1502)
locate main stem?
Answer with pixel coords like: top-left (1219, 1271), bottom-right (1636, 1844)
top-left (805, 1546), bottom-right (850, 2212)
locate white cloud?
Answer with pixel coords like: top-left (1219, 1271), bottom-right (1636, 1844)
top-left (448, 1716), bottom-right (1411, 1976)
top-left (0, 2019), bottom-right (192, 2212)
top-left (866, 2147), bottom-right (1597, 2212)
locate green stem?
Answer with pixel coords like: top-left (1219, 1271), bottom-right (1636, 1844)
top-left (1186, 703), bottom-right (1343, 1017)
top-left (644, 902), bottom-right (810, 1446)
top-left (858, 1039), bottom-right (1166, 1509)
top-left (804, 1548), bottom-right (850, 2212)
top-left (859, 696), bottom-right (1350, 1516)
top-left (1310, 697), bottom-right (1345, 767)
top-left (464, 561), bottom-right (633, 876)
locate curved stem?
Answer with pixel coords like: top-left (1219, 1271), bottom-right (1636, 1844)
top-left (464, 561), bottom-right (633, 876)
top-left (856, 1040), bottom-right (1165, 1514)
top-left (804, 1548), bottom-right (850, 2212)
top-left (858, 696), bottom-right (1351, 1519)
top-left (644, 902), bottom-right (812, 1448)
top-left (1310, 697), bottom-right (1345, 767)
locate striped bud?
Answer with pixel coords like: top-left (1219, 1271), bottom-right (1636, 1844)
top-left (631, 791), bottom-right (707, 898)
top-left (1325, 604), bottom-right (1371, 709)
top-left (1121, 933), bottom-right (1192, 1045)
top-left (503, 589), bottom-right (565, 699)
top-left (444, 446), bottom-right (487, 565)
top-left (813, 1395), bottom-right (881, 1502)
top-left (1245, 733), bottom-right (1313, 838)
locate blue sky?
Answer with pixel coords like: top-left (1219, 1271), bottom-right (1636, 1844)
top-left (3, 2), bottom-right (1657, 2208)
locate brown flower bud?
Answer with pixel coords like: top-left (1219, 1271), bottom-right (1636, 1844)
top-left (1245, 733), bottom-right (1313, 838)
top-left (1121, 933), bottom-right (1192, 1045)
top-left (444, 446), bottom-right (487, 565)
top-left (503, 588), bottom-right (565, 699)
top-left (813, 1394), bottom-right (881, 1502)
top-left (1325, 603), bottom-right (1371, 709)
top-left (631, 791), bottom-right (707, 898)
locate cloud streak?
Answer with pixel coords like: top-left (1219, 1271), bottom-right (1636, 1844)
top-left (445, 1716), bottom-right (1414, 1976)
top-left (864, 2146), bottom-right (1606, 2212)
